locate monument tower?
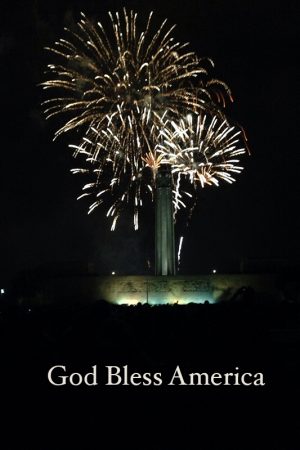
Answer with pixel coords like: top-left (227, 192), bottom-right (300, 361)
top-left (155, 165), bottom-right (176, 275)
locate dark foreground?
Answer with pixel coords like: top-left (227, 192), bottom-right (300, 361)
top-left (1, 296), bottom-right (299, 450)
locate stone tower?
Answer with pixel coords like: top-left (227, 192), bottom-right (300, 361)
top-left (155, 165), bottom-right (176, 275)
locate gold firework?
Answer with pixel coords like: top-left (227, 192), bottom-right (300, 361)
top-left (157, 114), bottom-right (246, 212)
top-left (41, 9), bottom-right (239, 228)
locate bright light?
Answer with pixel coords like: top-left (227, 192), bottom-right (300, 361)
top-left (177, 236), bottom-right (184, 265)
top-left (0, 289), bottom-right (4, 294)
top-left (212, 269), bottom-right (217, 274)
top-left (112, 271), bottom-right (116, 275)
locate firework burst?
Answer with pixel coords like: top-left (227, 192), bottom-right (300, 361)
top-left (42, 8), bottom-right (206, 159)
top-left (157, 113), bottom-right (246, 212)
top-left (41, 8), bottom-right (238, 229)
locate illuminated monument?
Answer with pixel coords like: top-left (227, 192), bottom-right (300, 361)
top-left (155, 165), bottom-right (176, 276)
top-left (39, 9), bottom-right (251, 306)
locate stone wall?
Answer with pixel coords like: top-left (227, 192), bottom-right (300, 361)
top-left (32, 273), bottom-right (291, 305)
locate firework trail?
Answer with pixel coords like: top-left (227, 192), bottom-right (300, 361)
top-left (41, 9), bottom-right (233, 229)
top-left (177, 236), bottom-right (184, 266)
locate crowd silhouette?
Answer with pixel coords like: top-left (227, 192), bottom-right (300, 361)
top-left (1, 286), bottom-right (299, 450)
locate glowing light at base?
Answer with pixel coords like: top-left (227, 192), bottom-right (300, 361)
top-left (109, 276), bottom-right (216, 305)
top-left (115, 295), bottom-right (215, 306)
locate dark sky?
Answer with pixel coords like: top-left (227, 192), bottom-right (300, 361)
top-left (0, 0), bottom-right (299, 282)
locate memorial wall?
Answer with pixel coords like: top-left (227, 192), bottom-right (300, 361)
top-left (36, 274), bottom-right (284, 305)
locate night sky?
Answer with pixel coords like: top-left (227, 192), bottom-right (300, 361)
top-left (1, 0), bottom-right (299, 284)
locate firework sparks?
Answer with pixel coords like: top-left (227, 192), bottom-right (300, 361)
top-left (41, 9), bottom-right (234, 229)
top-left (177, 236), bottom-right (184, 266)
top-left (157, 113), bottom-right (246, 209)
